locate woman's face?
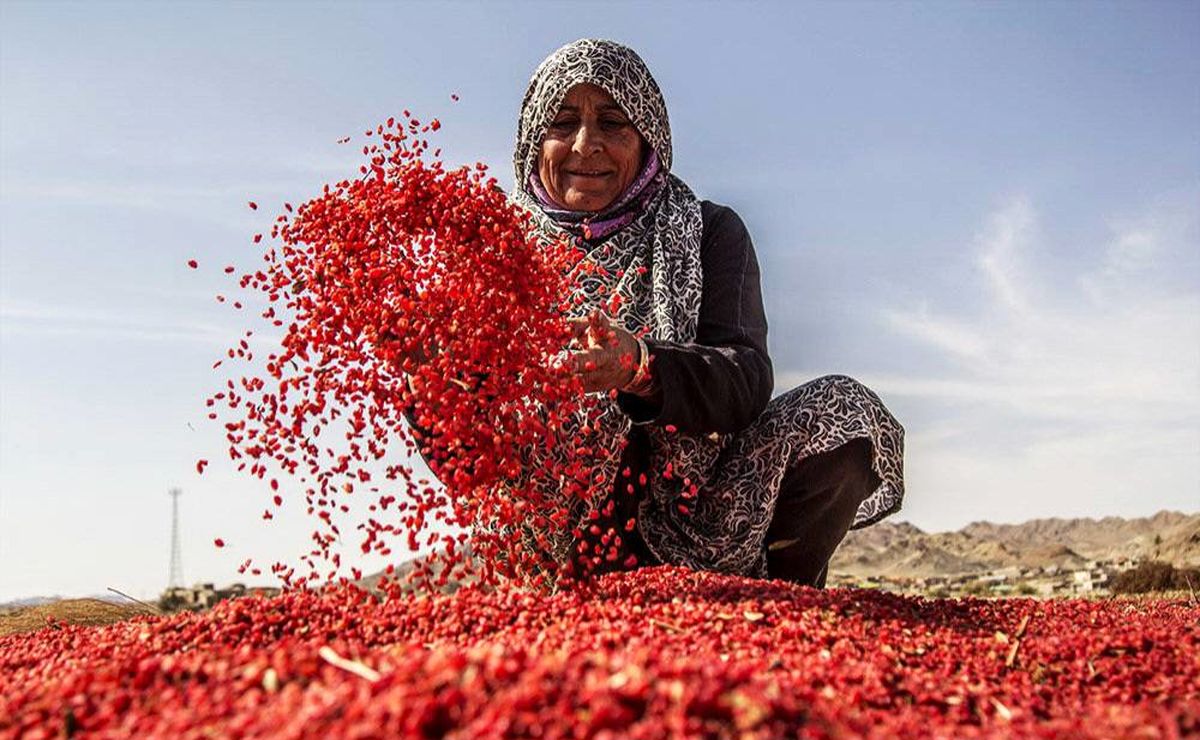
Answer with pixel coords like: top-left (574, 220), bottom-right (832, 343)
top-left (538, 83), bottom-right (645, 213)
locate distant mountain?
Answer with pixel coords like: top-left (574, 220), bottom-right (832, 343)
top-left (2, 593), bottom-right (128, 614)
top-left (830, 510), bottom-right (1200, 579)
top-left (354, 511), bottom-right (1199, 589)
top-left (0, 596), bottom-right (63, 612)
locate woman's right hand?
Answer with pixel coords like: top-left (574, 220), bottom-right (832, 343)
top-left (567, 310), bottom-right (646, 395)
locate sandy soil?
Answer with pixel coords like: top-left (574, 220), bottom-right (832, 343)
top-left (0, 599), bottom-right (156, 637)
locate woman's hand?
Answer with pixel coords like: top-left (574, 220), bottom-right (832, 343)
top-left (568, 310), bottom-right (642, 394)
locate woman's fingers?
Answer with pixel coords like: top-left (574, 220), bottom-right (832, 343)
top-left (564, 311), bottom-right (642, 392)
top-left (568, 348), bottom-right (608, 393)
top-left (569, 346), bottom-right (604, 375)
top-left (589, 310), bottom-right (619, 346)
top-left (567, 311), bottom-right (618, 349)
top-left (569, 345), bottom-right (639, 393)
top-left (567, 317), bottom-right (593, 347)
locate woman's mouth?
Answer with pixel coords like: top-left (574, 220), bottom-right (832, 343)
top-left (566, 170), bottom-right (612, 179)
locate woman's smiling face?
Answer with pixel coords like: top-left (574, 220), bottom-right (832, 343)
top-left (538, 83), bottom-right (646, 213)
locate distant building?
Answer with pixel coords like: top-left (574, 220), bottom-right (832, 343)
top-left (160, 582), bottom-right (279, 612)
top-left (1072, 570), bottom-right (1094, 593)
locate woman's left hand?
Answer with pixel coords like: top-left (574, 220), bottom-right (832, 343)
top-left (568, 310), bottom-right (641, 393)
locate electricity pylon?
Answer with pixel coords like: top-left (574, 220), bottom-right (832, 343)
top-left (168, 488), bottom-right (184, 588)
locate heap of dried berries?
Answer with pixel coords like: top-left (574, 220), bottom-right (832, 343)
top-left (195, 109), bottom-right (634, 591)
top-left (4, 566), bottom-right (1197, 738)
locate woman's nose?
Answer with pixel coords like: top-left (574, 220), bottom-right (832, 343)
top-left (571, 124), bottom-right (603, 156)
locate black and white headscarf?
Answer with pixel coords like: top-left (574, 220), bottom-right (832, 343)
top-left (511, 39), bottom-right (905, 579)
top-left (512, 38), bottom-right (705, 346)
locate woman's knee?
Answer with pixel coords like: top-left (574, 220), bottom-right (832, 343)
top-left (769, 374), bottom-right (868, 407)
top-left (816, 373), bottom-right (868, 396)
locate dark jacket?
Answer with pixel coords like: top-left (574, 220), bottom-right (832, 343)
top-left (615, 200), bottom-right (773, 433)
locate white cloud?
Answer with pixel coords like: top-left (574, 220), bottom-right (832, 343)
top-left (880, 304), bottom-right (990, 365)
top-left (783, 195), bottom-right (1200, 528)
top-left (874, 196), bottom-right (1199, 426)
top-left (975, 196), bottom-right (1036, 316)
top-left (1081, 192), bottom-right (1200, 302)
top-left (0, 179), bottom-right (297, 213)
top-left (0, 300), bottom-right (279, 346)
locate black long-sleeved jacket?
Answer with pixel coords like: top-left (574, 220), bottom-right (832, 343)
top-left (616, 200), bottom-right (773, 434)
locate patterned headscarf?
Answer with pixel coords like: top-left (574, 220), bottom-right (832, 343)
top-left (511, 38), bottom-right (705, 346)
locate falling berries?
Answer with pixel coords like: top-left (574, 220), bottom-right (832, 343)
top-left (199, 108), bottom-right (621, 593)
top-left (213, 538), bottom-right (225, 548)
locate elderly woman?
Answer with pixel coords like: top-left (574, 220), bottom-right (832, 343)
top-left (504, 39), bottom-right (904, 588)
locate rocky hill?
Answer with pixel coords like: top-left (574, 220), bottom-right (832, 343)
top-left (357, 511), bottom-right (1200, 588)
top-left (830, 510), bottom-right (1200, 579)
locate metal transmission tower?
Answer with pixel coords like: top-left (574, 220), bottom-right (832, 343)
top-left (168, 488), bottom-right (184, 588)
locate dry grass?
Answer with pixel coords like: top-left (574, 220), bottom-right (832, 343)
top-left (0, 599), bottom-right (154, 637)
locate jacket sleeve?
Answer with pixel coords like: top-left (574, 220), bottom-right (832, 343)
top-left (616, 202), bottom-right (774, 435)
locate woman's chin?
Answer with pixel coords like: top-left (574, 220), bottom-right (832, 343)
top-left (564, 191), bottom-right (617, 213)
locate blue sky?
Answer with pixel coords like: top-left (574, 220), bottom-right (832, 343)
top-left (1, 0), bottom-right (1197, 601)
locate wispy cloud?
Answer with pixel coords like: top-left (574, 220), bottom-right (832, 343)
top-left (878, 307), bottom-right (989, 365)
top-left (870, 196), bottom-right (1199, 427)
top-left (0, 300), bottom-right (279, 346)
top-left (779, 195), bottom-right (1199, 527)
top-left (975, 196), bottom-right (1036, 316)
top-left (0, 179), bottom-right (299, 214)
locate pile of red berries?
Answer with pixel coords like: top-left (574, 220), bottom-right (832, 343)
top-left (4, 566), bottom-right (1197, 738)
top-left (195, 110), bottom-right (621, 590)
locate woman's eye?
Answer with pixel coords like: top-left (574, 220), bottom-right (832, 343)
top-left (601, 119), bottom-right (629, 130)
top-left (550, 119), bottom-right (577, 130)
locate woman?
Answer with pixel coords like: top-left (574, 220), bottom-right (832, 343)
top-left (508, 38), bottom-right (904, 588)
